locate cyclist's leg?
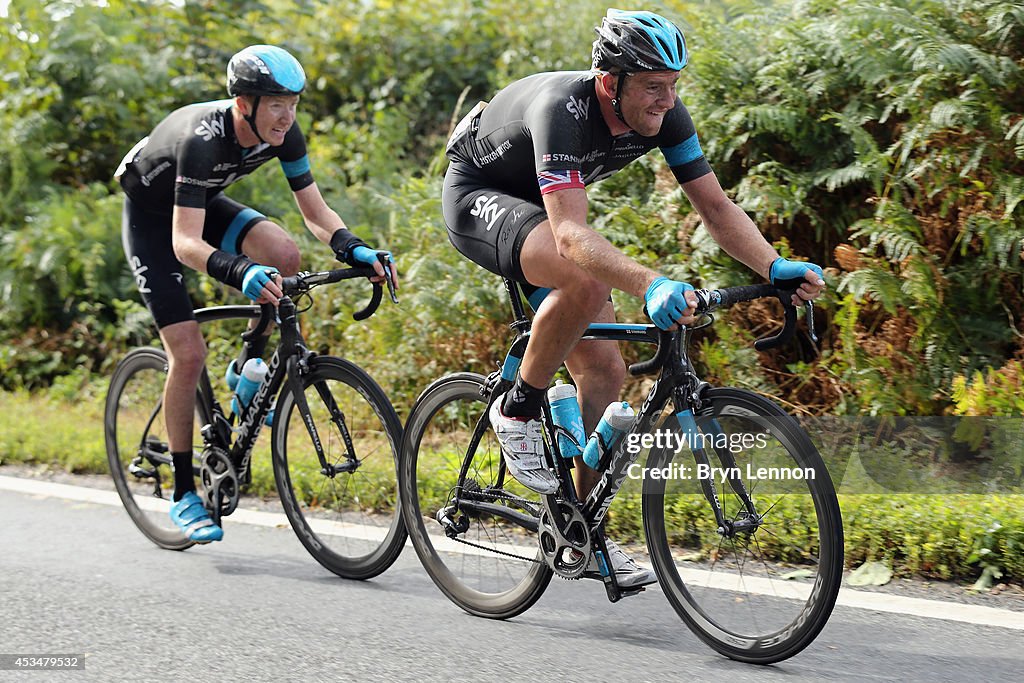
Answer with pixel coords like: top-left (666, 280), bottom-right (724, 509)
top-left (444, 170), bottom-right (583, 492)
top-left (443, 176), bottom-right (613, 385)
top-left (123, 197), bottom-right (206, 479)
top-left (159, 321), bottom-right (207, 460)
top-left (202, 194), bottom-right (301, 275)
top-left (561, 302), bottom-right (626, 498)
top-left (123, 198), bottom-right (222, 542)
top-left (516, 223), bottom-right (614, 388)
top-left (239, 225), bottom-right (301, 277)
top-left (518, 218), bottom-right (652, 587)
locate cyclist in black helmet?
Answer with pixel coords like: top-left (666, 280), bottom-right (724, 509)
top-left (442, 9), bottom-right (824, 587)
top-left (117, 44), bottom-right (398, 543)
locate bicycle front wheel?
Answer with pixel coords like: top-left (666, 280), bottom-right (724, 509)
top-left (104, 347), bottom-right (207, 550)
top-left (643, 387), bottom-right (843, 664)
top-left (271, 356), bottom-right (405, 580)
top-left (399, 373), bottom-right (552, 619)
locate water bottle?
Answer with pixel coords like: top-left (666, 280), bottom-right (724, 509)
top-left (225, 359), bottom-right (242, 392)
top-left (582, 401), bottom-right (635, 470)
top-left (231, 357), bottom-right (268, 417)
top-left (547, 380), bottom-right (585, 459)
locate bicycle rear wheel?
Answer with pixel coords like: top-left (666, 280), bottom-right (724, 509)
top-left (104, 347), bottom-right (207, 550)
top-left (399, 373), bottom-right (552, 618)
top-left (643, 387), bottom-right (843, 664)
top-left (271, 356), bottom-right (405, 580)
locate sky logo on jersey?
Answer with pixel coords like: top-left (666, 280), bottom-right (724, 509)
top-left (566, 95), bottom-right (591, 121)
top-left (470, 194), bottom-right (507, 231)
top-left (538, 170), bottom-right (585, 195)
top-left (194, 117), bottom-right (225, 141)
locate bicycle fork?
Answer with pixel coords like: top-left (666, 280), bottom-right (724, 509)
top-left (286, 354), bottom-right (360, 477)
top-left (675, 403), bottom-right (761, 538)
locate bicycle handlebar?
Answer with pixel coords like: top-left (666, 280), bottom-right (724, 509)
top-left (280, 262), bottom-right (396, 321)
top-left (628, 284), bottom-right (817, 376)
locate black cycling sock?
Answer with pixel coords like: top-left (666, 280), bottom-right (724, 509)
top-left (171, 451), bottom-right (195, 502)
top-left (502, 375), bottom-right (544, 419)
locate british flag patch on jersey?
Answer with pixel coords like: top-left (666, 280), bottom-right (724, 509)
top-left (537, 169), bottom-right (584, 194)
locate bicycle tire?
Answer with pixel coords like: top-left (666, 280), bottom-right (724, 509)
top-left (399, 373), bottom-right (552, 618)
top-left (643, 387), bottom-right (843, 664)
top-left (105, 347), bottom-right (208, 550)
top-left (271, 355), bottom-right (406, 580)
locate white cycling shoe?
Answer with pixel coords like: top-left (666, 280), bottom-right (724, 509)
top-left (579, 539), bottom-right (657, 588)
top-left (489, 394), bottom-right (559, 495)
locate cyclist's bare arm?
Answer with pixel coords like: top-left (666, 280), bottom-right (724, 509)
top-left (171, 205), bottom-right (282, 304)
top-left (292, 182), bottom-right (397, 286)
top-left (292, 182), bottom-right (345, 244)
top-left (681, 172), bottom-right (824, 300)
top-left (171, 205), bottom-right (217, 273)
top-left (679, 173), bottom-right (777, 278)
top-left (542, 187), bottom-right (661, 298)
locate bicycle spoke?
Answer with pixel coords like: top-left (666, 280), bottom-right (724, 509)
top-left (646, 389), bottom-right (842, 662)
top-left (273, 357), bottom-right (404, 579)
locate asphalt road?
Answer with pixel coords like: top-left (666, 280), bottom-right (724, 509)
top-left (1, 478), bottom-right (1021, 682)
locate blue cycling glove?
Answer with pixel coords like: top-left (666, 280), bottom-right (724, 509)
top-left (241, 265), bottom-right (279, 301)
top-left (769, 257), bottom-right (824, 289)
top-left (644, 277), bottom-right (695, 330)
top-left (350, 245), bottom-right (393, 268)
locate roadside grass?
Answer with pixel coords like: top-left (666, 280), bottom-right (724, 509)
top-left (2, 389), bottom-right (1021, 584)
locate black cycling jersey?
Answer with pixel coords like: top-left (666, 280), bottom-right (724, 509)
top-left (443, 70), bottom-right (714, 292)
top-left (117, 99), bottom-right (318, 329)
top-left (446, 71), bottom-right (712, 201)
top-left (116, 99), bottom-right (314, 211)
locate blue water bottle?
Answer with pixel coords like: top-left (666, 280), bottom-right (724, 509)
top-left (582, 401), bottom-right (635, 470)
top-left (547, 381), bottom-right (586, 459)
top-left (231, 357), bottom-right (268, 417)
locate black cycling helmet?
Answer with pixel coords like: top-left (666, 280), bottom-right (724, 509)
top-left (226, 45), bottom-right (306, 97)
top-left (227, 45), bottom-right (305, 144)
top-left (592, 9), bottom-right (687, 73)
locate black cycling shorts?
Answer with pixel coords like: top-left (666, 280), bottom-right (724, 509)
top-left (121, 194), bottom-right (266, 329)
top-left (442, 162), bottom-right (548, 287)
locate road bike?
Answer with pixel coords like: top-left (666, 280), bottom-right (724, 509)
top-left (105, 265), bottom-right (405, 580)
top-left (399, 278), bottom-right (843, 663)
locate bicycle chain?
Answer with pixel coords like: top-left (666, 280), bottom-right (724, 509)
top-left (442, 488), bottom-right (593, 577)
top-left (448, 535), bottom-right (543, 564)
top-left (444, 486), bottom-right (543, 564)
top-left (457, 486), bottom-right (541, 517)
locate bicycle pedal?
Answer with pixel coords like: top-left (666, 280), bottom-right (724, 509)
top-left (128, 463), bottom-right (156, 479)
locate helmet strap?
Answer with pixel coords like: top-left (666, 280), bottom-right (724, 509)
top-left (611, 72), bottom-right (628, 123)
top-left (242, 95), bottom-right (267, 145)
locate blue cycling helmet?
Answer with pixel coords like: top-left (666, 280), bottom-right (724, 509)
top-left (592, 9), bottom-right (687, 73)
top-left (227, 45), bottom-right (306, 97)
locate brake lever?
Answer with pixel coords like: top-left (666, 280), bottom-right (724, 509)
top-left (804, 300), bottom-right (819, 344)
top-left (378, 253), bottom-right (399, 304)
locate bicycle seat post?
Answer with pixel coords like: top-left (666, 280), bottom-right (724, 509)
top-left (503, 278), bottom-right (531, 334)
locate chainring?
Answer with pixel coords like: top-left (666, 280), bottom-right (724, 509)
top-left (538, 500), bottom-right (591, 579)
top-left (199, 447), bottom-right (239, 522)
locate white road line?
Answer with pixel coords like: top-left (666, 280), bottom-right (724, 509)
top-left (2, 474), bottom-right (1021, 630)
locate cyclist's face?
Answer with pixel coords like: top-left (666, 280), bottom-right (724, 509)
top-left (253, 95), bottom-right (299, 146)
top-left (619, 71), bottom-right (679, 137)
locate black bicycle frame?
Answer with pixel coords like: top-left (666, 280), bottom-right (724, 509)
top-left (193, 296), bottom-right (323, 483)
top-left (454, 278), bottom-right (774, 540)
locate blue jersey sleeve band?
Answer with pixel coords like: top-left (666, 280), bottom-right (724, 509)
top-left (280, 155), bottom-right (311, 178)
top-left (660, 133), bottom-right (704, 167)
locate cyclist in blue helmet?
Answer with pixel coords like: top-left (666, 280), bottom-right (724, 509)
top-left (442, 9), bottom-right (824, 587)
top-left (116, 44), bottom-right (398, 544)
